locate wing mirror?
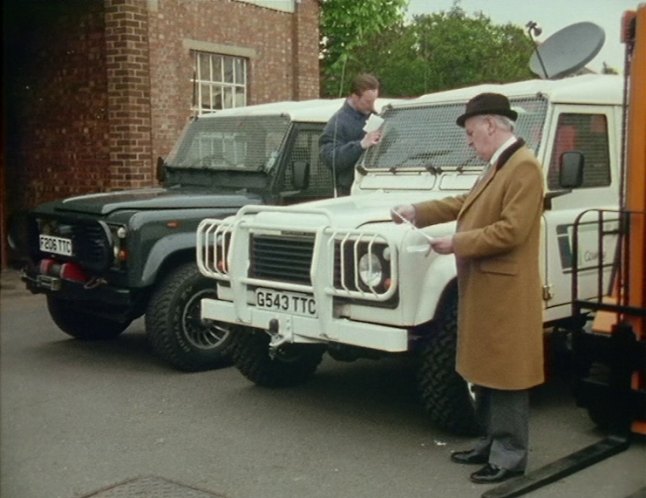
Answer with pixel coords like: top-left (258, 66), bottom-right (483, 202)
top-left (544, 152), bottom-right (585, 209)
top-left (292, 160), bottom-right (310, 190)
top-left (558, 151), bottom-right (584, 189)
top-left (156, 156), bottom-right (166, 183)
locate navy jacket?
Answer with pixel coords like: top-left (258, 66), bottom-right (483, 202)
top-left (319, 100), bottom-right (370, 195)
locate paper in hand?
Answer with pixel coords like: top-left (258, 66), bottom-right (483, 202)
top-left (363, 113), bottom-right (384, 133)
top-left (390, 209), bottom-right (435, 243)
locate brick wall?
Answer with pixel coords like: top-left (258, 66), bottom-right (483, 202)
top-left (105, 0), bottom-right (154, 189)
top-left (147, 0), bottom-right (321, 164)
top-left (291, 0), bottom-right (321, 100)
top-left (4, 0), bottom-right (110, 210)
top-left (3, 0), bottom-right (321, 266)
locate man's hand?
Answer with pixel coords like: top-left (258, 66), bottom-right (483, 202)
top-left (391, 204), bottom-right (416, 224)
top-left (361, 130), bottom-right (382, 149)
top-left (430, 235), bottom-right (454, 254)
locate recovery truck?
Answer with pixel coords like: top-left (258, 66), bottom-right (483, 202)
top-left (571, 4), bottom-right (646, 439)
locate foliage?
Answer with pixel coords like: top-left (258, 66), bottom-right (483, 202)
top-left (320, 0), bottom-right (408, 97)
top-left (320, 3), bottom-right (536, 97)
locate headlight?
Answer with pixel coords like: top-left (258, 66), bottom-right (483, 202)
top-left (358, 253), bottom-right (383, 288)
top-left (108, 224), bottom-right (128, 267)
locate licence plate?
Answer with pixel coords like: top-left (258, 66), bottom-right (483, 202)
top-left (255, 288), bottom-right (317, 317)
top-left (39, 234), bottom-right (73, 256)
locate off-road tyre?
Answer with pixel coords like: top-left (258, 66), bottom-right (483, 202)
top-left (232, 327), bottom-right (324, 387)
top-left (46, 295), bottom-right (130, 340)
top-left (417, 291), bottom-right (480, 436)
top-left (146, 263), bottom-right (234, 372)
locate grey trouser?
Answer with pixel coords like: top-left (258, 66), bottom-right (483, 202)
top-left (471, 386), bottom-right (529, 471)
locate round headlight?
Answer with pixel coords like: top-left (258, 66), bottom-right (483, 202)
top-left (358, 253), bottom-right (383, 288)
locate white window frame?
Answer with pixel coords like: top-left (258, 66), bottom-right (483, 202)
top-left (192, 51), bottom-right (248, 114)
top-left (235, 0), bottom-right (296, 13)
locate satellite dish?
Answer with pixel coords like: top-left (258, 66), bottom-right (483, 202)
top-left (529, 22), bottom-right (605, 79)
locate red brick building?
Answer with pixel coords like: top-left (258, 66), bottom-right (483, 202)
top-left (2, 0), bottom-right (321, 267)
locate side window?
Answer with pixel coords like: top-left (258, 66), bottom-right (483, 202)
top-left (281, 129), bottom-right (334, 197)
top-left (547, 113), bottom-right (611, 190)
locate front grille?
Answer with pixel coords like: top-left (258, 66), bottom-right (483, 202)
top-left (34, 216), bottom-right (113, 273)
top-left (249, 234), bottom-right (314, 284)
top-left (73, 222), bottom-right (112, 273)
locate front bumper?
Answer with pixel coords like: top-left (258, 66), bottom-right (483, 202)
top-left (201, 297), bottom-right (409, 352)
top-left (22, 265), bottom-right (137, 309)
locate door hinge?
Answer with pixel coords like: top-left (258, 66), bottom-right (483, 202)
top-left (542, 284), bottom-right (553, 301)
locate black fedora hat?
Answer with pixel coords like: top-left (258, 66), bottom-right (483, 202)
top-left (456, 92), bottom-right (518, 127)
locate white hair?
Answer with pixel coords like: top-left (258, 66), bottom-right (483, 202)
top-left (489, 114), bottom-right (516, 132)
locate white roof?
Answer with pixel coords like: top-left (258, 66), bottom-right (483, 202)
top-left (197, 97), bottom-right (407, 123)
top-left (195, 76), bottom-right (621, 124)
top-left (400, 74), bottom-right (624, 109)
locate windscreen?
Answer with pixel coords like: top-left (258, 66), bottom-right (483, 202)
top-left (166, 114), bottom-right (292, 172)
top-left (362, 97), bottom-right (548, 171)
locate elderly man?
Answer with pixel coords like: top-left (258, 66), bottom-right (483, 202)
top-left (319, 73), bottom-right (383, 196)
top-left (392, 93), bottom-right (545, 484)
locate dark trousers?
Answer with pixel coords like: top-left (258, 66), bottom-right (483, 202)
top-left (471, 386), bottom-right (529, 471)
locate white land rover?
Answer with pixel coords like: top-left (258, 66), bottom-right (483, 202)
top-left (196, 74), bottom-right (621, 435)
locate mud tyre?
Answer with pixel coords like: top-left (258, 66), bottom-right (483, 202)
top-left (146, 263), bottom-right (234, 372)
top-left (232, 327), bottom-right (324, 387)
top-left (46, 295), bottom-right (130, 340)
top-left (417, 291), bottom-right (480, 436)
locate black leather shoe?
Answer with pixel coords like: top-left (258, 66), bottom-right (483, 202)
top-left (450, 449), bottom-right (488, 465)
top-left (470, 463), bottom-right (524, 484)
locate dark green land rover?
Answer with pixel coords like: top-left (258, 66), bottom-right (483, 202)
top-left (19, 99), bottom-right (344, 371)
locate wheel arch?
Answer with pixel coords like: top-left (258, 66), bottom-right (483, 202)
top-left (141, 233), bottom-right (196, 287)
top-left (411, 277), bottom-right (458, 349)
top-left (411, 255), bottom-right (458, 324)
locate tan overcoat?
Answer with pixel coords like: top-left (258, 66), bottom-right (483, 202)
top-left (414, 142), bottom-right (545, 390)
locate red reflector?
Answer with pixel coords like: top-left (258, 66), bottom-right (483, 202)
top-left (60, 263), bottom-right (88, 282)
top-left (383, 278), bottom-right (392, 290)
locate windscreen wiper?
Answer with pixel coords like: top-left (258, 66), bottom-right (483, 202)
top-left (388, 149), bottom-right (452, 174)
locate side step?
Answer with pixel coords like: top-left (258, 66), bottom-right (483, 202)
top-left (482, 435), bottom-right (630, 498)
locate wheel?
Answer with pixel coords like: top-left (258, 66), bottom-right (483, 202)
top-left (584, 364), bottom-right (612, 430)
top-left (417, 291), bottom-right (480, 436)
top-left (578, 362), bottom-right (619, 432)
top-left (46, 295), bottom-right (130, 340)
top-left (232, 327), bottom-right (324, 387)
top-left (146, 263), bottom-right (234, 372)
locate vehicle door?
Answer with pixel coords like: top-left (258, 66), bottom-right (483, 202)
top-left (541, 105), bottom-right (621, 322)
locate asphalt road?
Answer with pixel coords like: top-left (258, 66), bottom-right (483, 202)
top-left (1, 269), bottom-right (645, 498)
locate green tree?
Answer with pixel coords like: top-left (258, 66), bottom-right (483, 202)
top-left (319, 0), bottom-right (408, 97)
top-left (321, 3), bottom-right (535, 97)
top-left (410, 8), bottom-right (535, 91)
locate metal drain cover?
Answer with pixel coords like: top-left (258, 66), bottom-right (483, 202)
top-left (80, 476), bottom-right (226, 498)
